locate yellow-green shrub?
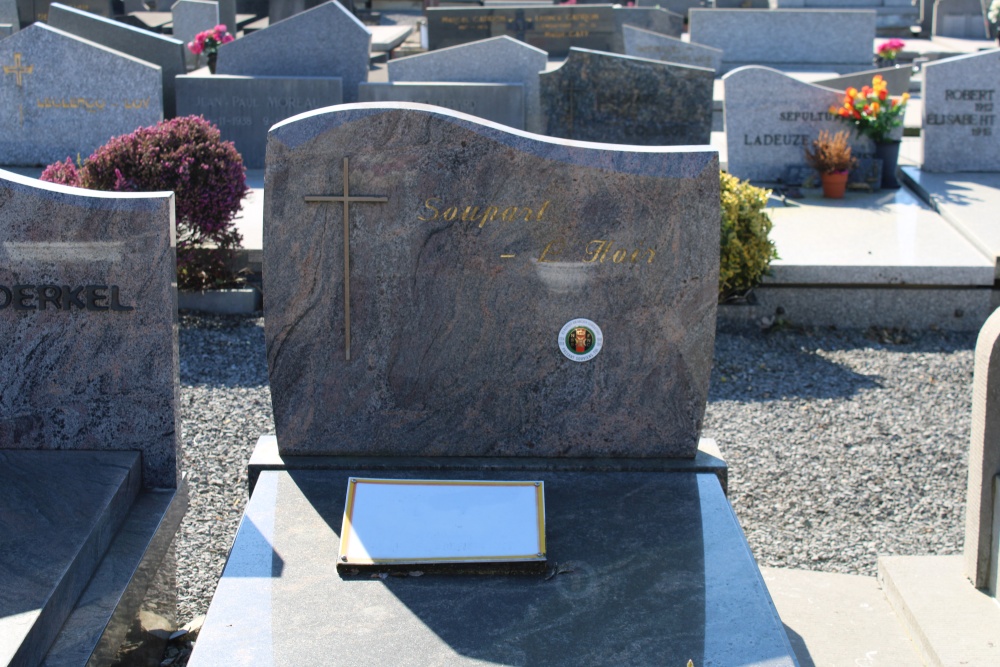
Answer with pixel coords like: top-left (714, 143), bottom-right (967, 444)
top-left (719, 171), bottom-right (777, 301)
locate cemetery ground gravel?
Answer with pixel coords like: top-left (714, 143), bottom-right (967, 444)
top-left (176, 314), bottom-right (976, 626)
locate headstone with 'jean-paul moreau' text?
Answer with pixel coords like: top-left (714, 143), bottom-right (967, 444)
top-left (921, 50), bottom-right (1000, 173)
top-left (0, 23), bottom-right (162, 166)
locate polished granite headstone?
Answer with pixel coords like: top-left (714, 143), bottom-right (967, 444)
top-left (932, 0), bottom-right (989, 38)
top-left (358, 82), bottom-right (525, 130)
top-left (724, 66), bottom-right (877, 182)
top-left (0, 169), bottom-right (179, 488)
top-left (387, 36), bottom-right (546, 133)
top-left (48, 3), bottom-right (186, 118)
top-left (215, 1), bottom-right (370, 103)
top-left (263, 103), bottom-right (719, 459)
top-left (172, 0), bottom-right (219, 70)
top-left (0, 0), bottom-right (17, 33)
top-left (815, 63), bottom-right (912, 98)
top-left (0, 24), bottom-right (162, 166)
top-left (540, 47), bottom-right (713, 145)
top-left (28, 0), bottom-right (111, 23)
top-left (175, 74), bottom-right (343, 168)
top-left (623, 24), bottom-right (723, 74)
top-left (921, 50), bottom-right (1000, 173)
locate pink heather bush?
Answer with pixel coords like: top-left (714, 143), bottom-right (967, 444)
top-left (41, 116), bottom-right (249, 290)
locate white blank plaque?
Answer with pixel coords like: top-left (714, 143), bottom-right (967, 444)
top-left (339, 478), bottom-right (546, 565)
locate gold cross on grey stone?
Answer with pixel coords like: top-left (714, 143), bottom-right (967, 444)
top-left (304, 157), bottom-right (387, 361)
top-left (3, 53), bottom-right (33, 88)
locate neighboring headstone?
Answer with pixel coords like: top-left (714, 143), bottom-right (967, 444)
top-left (541, 47), bottom-right (714, 145)
top-left (715, 0), bottom-right (770, 7)
top-left (0, 24), bottom-right (162, 166)
top-left (688, 8), bottom-right (876, 72)
top-left (358, 82), bottom-right (525, 130)
top-left (262, 103), bottom-right (720, 458)
top-left (48, 3), bottom-right (186, 118)
top-left (215, 1), bottom-right (370, 103)
top-left (635, 0), bottom-right (706, 18)
top-left (0, 24), bottom-right (11, 38)
top-left (0, 0), bottom-right (17, 33)
top-left (932, 0), bottom-right (989, 37)
top-left (922, 50), bottom-right (999, 172)
top-left (217, 0), bottom-right (237, 42)
top-left (387, 36), bottom-right (547, 133)
top-left (815, 63), bottom-right (912, 97)
top-left (623, 24), bottom-right (723, 74)
top-left (613, 7), bottom-right (685, 51)
top-left (175, 74), bottom-right (342, 168)
top-left (724, 66), bottom-right (876, 182)
top-left (172, 0), bottom-right (219, 70)
top-left (27, 0), bottom-right (112, 24)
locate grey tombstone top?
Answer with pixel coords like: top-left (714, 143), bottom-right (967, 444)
top-left (172, 0), bottom-right (220, 69)
top-left (0, 24), bottom-right (162, 166)
top-left (815, 63), bottom-right (912, 97)
top-left (613, 6), bottom-right (684, 50)
top-left (358, 82), bottom-right (526, 131)
top-left (635, 0), bottom-right (706, 19)
top-left (0, 170), bottom-right (179, 489)
top-left (933, 0), bottom-right (989, 38)
top-left (175, 74), bottom-right (343, 168)
top-left (723, 66), bottom-right (877, 182)
top-left (263, 103), bottom-right (719, 459)
top-left (0, 0), bottom-right (17, 33)
top-left (966, 307), bottom-right (1000, 596)
top-left (540, 47), bottom-right (714, 146)
top-left (215, 1), bottom-right (370, 103)
top-left (217, 0), bottom-right (237, 41)
top-left (48, 3), bottom-right (186, 118)
top-left (689, 8), bottom-right (876, 72)
top-left (623, 25), bottom-right (723, 74)
top-left (387, 36), bottom-right (547, 133)
top-left (922, 50), bottom-right (1000, 172)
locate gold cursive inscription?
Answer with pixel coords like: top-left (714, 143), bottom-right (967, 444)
top-left (418, 197), bottom-right (551, 228)
top-left (539, 239), bottom-right (655, 265)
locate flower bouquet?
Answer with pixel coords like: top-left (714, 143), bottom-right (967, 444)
top-left (875, 39), bottom-right (905, 66)
top-left (187, 24), bottom-right (234, 73)
top-left (830, 75), bottom-right (909, 188)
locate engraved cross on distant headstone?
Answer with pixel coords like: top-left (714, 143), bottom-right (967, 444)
top-left (304, 157), bottom-right (387, 361)
top-left (3, 53), bottom-right (33, 88)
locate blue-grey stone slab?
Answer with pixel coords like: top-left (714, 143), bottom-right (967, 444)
top-left (540, 47), bottom-right (714, 145)
top-left (189, 469), bottom-right (797, 666)
top-left (267, 0), bottom-right (322, 24)
top-left (0, 24), bottom-right (163, 166)
top-left (215, 1), bottom-right (370, 103)
top-left (613, 6), bottom-right (685, 48)
top-left (814, 63), bottom-right (912, 97)
top-left (0, 23), bottom-right (11, 37)
top-left (921, 50), bottom-right (1000, 172)
top-left (0, 169), bottom-right (179, 488)
top-left (28, 0), bottom-right (112, 24)
top-left (932, 0), bottom-right (989, 38)
top-left (171, 0), bottom-right (219, 70)
top-left (264, 104), bottom-right (719, 458)
top-left (217, 0), bottom-right (236, 41)
top-left (387, 36), bottom-right (546, 133)
top-left (635, 0), bottom-right (705, 18)
top-left (0, 0), bottom-right (17, 33)
top-left (689, 8), bottom-right (876, 72)
top-left (623, 25), bottom-right (723, 74)
top-left (359, 82), bottom-right (525, 130)
top-left (175, 73), bottom-right (343, 168)
top-left (47, 3), bottom-right (186, 118)
top-left (724, 66), bottom-right (878, 182)
top-left (0, 450), bottom-right (141, 667)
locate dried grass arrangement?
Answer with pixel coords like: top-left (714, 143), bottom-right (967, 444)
top-left (804, 130), bottom-right (857, 174)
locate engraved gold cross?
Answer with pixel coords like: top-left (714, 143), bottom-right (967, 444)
top-left (304, 157), bottom-right (387, 361)
top-left (3, 53), bottom-right (34, 88)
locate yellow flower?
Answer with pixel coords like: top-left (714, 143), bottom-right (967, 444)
top-left (873, 75), bottom-right (884, 84)
top-left (902, 92), bottom-right (910, 102)
top-left (871, 101), bottom-right (880, 113)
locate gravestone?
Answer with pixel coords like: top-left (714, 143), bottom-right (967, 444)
top-left (541, 47), bottom-right (714, 145)
top-left (635, 0), bottom-right (706, 18)
top-left (0, 23), bottom-right (162, 166)
top-left (932, 0), bottom-right (989, 37)
top-left (724, 66), bottom-right (877, 182)
top-left (217, 0), bottom-right (237, 42)
top-left (27, 0), bottom-right (111, 24)
top-left (689, 8), bottom-right (876, 72)
top-left (48, 3), bottom-right (186, 118)
top-left (623, 24), bottom-right (723, 74)
top-left (172, 0), bottom-right (219, 70)
top-left (0, 169), bottom-right (184, 665)
top-left (815, 63), bottom-right (912, 97)
top-left (175, 74), bottom-right (343, 168)
top-left (0, 0), bottom-right (17, 33)
top-left (922, 49), bottom-right (999, 172)
top-left (0, 24), bottom-right (11, 37)
top-left (188, 102), bottom-right (797, 666)
top-left (387, 36), bottom-right (547, 133)
top-left (358, 82), bottom-right (525, 130)
top-left (215, 1), bottom-right (370, 103)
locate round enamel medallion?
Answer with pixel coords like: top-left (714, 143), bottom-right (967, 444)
top-left (558, 319), bottom-right (603, 362)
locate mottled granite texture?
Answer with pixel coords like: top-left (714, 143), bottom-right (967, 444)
top-left (0, 0), bottom-right (17, 33)
top-left (612, 7), bottom-right (684, 49)
top-left (0, 24), bottom-right (162, 167)
top-left (190, 470), bottom-right (796, 666)
top-left (815, 64), bottom-right (912, 98)
top-left (264, 104), bottom-right (719, 459)
top-left (171, 0), bottom-right (219, 70)
top-left (540, 47), bottom-right (714, 146)
top-left (387, 36), bottom-right (546, 133)
top-left (723, 66), bottom-right (879, 183)
top-left (921, 50), bottom-right (1000, 173)
top-left (359, 82), bottom-right (525, 131)
top-left (623, 25), bottom-right (723, 74)
top-left (688, 8), bottom-right (876, 72)
top-left (0, 450), bottom-right (140, 667)
top-left (25, 0), bottom-right (113, 23)
top-left (48, 3), bottom-right (186, 118)
top-left (0, 169), bottom-right (179, 488)
top-left (175, 74), bottom-right (343, 168)
top-left (932, 0), bottom-right (989, 38)
top-left (215, 1), bottom-right (370, 103)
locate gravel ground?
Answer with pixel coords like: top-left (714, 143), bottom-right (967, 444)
top-left (175, 314), bottom-right (977, 625)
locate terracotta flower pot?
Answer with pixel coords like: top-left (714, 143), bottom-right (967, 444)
top-left (821, 170), bottom-right (849, 199)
